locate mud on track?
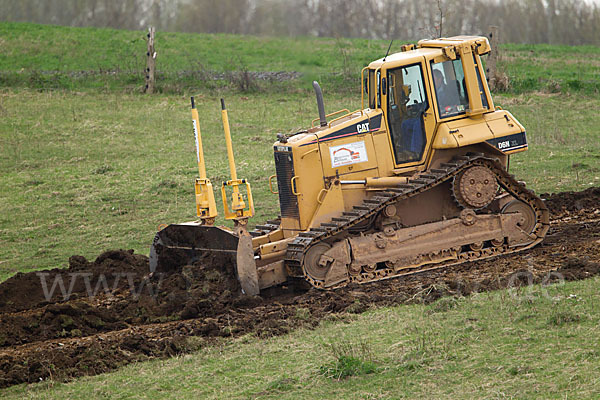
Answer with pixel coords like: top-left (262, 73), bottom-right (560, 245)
top-left (0, 187), bottom-right (599, 388)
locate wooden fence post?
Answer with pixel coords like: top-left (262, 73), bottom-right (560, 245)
top-left (145, 26), bottom-right (156, 94)
top-left (487, 26), bottom-right (499, 90)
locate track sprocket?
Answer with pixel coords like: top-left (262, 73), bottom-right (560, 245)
top-left (452, 165), bottom-right (498, 209)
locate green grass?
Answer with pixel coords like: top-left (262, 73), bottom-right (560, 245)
top-left (0, 22), bottom-right (394, 92)
top-left (1, 22), bottom-right (599, 95)
top-left (0, 88), bottom-right (363, 281)
top-left (0, 22), bottom-right (386, 73)
top-left (501, 43), bottom-right (600, 94)
top-left (3, 276), bottom-right (599, 399)
top-left (496, 92), bottom-right (600, 193)
top-left (319, 341), bottom-right (378, 380)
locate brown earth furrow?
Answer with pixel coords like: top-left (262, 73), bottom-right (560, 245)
top-left (0, 187), bottom-right (599, 388)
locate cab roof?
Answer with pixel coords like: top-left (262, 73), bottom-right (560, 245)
top-left (368, 36), bottom-right (490, 70)
top-left (368, 47), bottom-right (440, 69)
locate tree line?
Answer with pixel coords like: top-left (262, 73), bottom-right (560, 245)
top-left (1, 0), bottom-right (599, 45)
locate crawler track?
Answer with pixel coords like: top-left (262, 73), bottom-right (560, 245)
top-left (0, 187), bottom-right (598, 388)
top-left (287, 154), bottom-right (550, 288)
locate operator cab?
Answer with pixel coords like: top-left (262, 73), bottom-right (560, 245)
top-left (363, 36), bottom-right (494, 169)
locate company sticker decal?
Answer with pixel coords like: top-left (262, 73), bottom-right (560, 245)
top-left (330, 141), bottom-right (368, 168)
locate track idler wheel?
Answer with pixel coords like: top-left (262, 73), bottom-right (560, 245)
top-left (303, 243), bottom-right (332, 281)
top-left (501, 200), bottom-right (537, 234)
top-left (453, 165), bottom-right (498, 209)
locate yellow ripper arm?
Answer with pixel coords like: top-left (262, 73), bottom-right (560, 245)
top-left (191, 96), bottom-right (218, 223)
top-left (220, 98), bottom-right (254, 220)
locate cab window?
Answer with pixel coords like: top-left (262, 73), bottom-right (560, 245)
top-left (386, 63), bottom-right (428, 164)
top-left (376, 70), bottom-right (381, 108)
top-left (368, 69), bottom-right (376, 109)
top-left (431, 58), bottom-right (469, 118)
top-left (474, 55), bottom-right (489, 109)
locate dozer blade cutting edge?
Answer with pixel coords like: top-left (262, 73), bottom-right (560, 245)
top-left (149, 223), bottom-right (260, 295)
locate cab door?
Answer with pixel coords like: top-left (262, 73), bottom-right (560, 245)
top-left (382, 61), bottom-right (436, 168)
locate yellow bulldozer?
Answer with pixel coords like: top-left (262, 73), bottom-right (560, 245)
top-left (149, 36), bottom-right (549, 296)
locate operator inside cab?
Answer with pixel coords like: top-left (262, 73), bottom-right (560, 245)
top-left (432, 60), bottom-right (468, 117)
top-left (431, 57), bottom-right (489, 118)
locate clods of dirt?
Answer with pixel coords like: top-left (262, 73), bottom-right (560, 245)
top-left (543, 187), bottom-right (600, 217)
top-left (1, 187), bottom-right (599, 388)
top-left (556, 257), bottom-right (600, 280)
top-left (0, 250), bottom-right (148, 314)
top-left (0, 251), bottom-right (246, 349)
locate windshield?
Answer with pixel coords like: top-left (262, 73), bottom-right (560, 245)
top-left (431, 59), bottom-right (469, 118)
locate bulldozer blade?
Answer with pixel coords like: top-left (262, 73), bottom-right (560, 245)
top-left (149, 223), bottom-right (260, 295)
top-left (149, 223), bottom-right (239, 274)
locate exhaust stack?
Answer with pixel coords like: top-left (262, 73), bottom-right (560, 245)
top-left (312, 81), bottom-right (327, 127)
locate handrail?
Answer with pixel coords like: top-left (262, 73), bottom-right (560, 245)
top-left (291, 176), bottom-right (301, 195)
top-left (360, 67), bottom-right (368, 110)
top-left (268, 175), bottom-right (278, 194)
top-left (328, 109), bottom-right (356, 127)
top-left (311, 109), bottom-right (350, 128)
top-left (310, 109), bottom-right (368, 142)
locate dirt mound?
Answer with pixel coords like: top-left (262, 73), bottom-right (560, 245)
top-left (542, 187), bottom-right (600, 217)
top-left (149, 253), bottom-right (244, 320)
top-left (1, 187), bottom-right (599, 388)
top-left (0, 329), bottom-right (190, 389)
top-left (0, 250), bottom-right (148, 314)
top-left (0, 250), bottom-right (246, 349)
top-left (556, 257), bottom-right (600, 280)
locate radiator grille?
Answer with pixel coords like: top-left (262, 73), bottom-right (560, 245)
top-left (274, 150), bottom-right (299, 219)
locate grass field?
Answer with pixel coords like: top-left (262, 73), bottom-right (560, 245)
top-left (1, 22), bottom-right (599, 398)
top-left (0, 89), bottom-right (363, 281)
top-left (3, 276), bottom-right (599, 399)
top-left (502, 43), bottom-right (600, 94)
top-left (1, 22), bottom-right (599, 94)
top-left (0, 21), bottom-right (391, 92)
